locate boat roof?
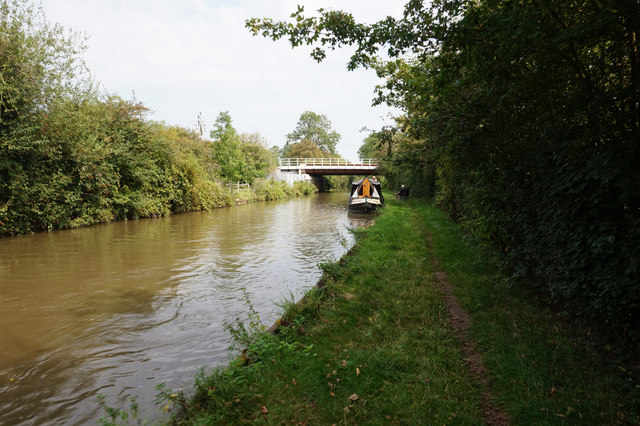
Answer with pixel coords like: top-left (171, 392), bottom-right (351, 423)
top-left (351, 177), bottom-right (380, 185)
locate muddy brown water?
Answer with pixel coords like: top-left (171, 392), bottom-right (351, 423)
top-left (0, 192), bottom-right (373, 425)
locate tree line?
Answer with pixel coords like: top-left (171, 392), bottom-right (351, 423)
top-left (248, 0), bottom-right (640, 352)
top-left (0, 1), bottom-right (341, 236)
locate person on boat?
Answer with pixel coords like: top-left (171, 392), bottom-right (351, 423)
top-left (396, 184), bottom-right (409, 200)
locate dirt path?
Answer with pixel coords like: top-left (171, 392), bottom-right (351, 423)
top-left (427, 233), bottom-right (510, 425)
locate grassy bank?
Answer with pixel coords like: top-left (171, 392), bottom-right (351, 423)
top-left (161, 199), bottom-right (639, 425)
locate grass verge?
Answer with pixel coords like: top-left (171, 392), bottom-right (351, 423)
top-left (167, 198), bottom-right (639, 425)
top-left (417, 202), bottom-right (640, 424)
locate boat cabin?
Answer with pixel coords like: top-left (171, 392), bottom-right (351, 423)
top-left (348, 177), bottom-right (384, 212)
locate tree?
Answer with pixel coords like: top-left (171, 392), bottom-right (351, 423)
top-left (0, 0), bottom-right (91, 130)
top-left (210, 111), bottom-right (244, 182)
top-left (285, 111), bottom-right (341, 155)
top-left (269, 145), bottom-right (281, 160)
top-left (239, 132), bottom-right (277, 182)
top-left (209, 112), bottom-right (276, 183)
top-left (1, 0), bottom-right (94, 232)
top-left (357, 135), bottom-right (380, 159)
top-left (285, 138), bottom-right (326, 158)
top-left (0, 0), bottom-right (234, 234)
top-left (247, 1), bottom-right (640, 350)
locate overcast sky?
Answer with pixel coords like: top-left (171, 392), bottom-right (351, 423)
top-left (41, 1), bottom-right (405, 161)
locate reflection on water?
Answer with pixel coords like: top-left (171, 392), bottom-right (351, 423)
top-left (0, 192), bottom-right (374, 425)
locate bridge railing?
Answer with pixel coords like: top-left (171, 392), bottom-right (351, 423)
top-left (279, 158), bottom-right (378, 167)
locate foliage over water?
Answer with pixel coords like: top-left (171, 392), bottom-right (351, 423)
top-left (0, 1), bottom-right (282, 236)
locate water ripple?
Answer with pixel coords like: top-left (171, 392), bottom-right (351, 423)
top-left (0, 192), bottom-right (374, 425)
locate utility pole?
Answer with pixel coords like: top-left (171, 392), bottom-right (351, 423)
top-left (197, 112), bottom-right (204, 136)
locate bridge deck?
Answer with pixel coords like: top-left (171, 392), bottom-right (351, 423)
top-left (278, 158), bottom-right (378, 175)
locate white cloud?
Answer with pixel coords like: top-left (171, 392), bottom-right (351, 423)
top-left (41, 0), bottom-right (405, 160)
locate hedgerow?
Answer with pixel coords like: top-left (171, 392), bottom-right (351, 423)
top-left (248, 0), bottom-right (640, 353)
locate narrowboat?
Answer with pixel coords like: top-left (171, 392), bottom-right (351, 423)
top-left (348, 177), bottom-right (384, 213)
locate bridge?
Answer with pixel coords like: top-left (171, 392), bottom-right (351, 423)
top-left (278, 158), bottom-right (378, 176)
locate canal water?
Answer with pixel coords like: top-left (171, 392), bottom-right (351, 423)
top-left (0, 192), bottom-right (373, 425)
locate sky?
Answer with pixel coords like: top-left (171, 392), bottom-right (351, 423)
top-left (41, 0), bottom-right (405, 161)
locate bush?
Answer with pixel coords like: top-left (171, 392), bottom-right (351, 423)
top-left (292, 180), bottom-right (318, 195)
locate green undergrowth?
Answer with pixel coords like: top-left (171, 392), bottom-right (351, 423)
top-left (166, 199), bottom-right (639, 425)
top-left (231, 180), bottom-right (318, 205)
top-left (250, 180), bottom-right (318, 202)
